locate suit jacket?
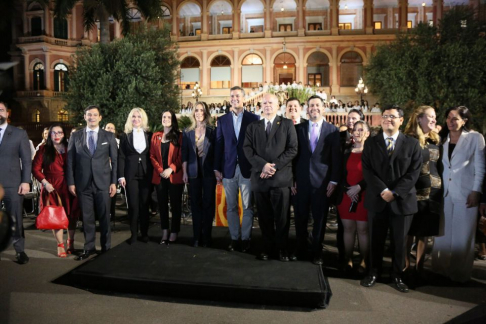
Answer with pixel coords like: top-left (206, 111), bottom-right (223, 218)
top-left (118, 131), bottom-right (153, 182)
top-left (294, 120), bottom-right (341, 190)
top-left (150, 131), bottom-right (183, 185)
top-left (214, 110), bottom-right (259, 179)
top-left (0, 124), bottom-right (32, 188)
top-left (243, 116), bottom-right (298, 191)
top-left (442, 130), bottom-right (485, 202)
top-left (334, 150), bottom-right (367, 205)
top-left (182, 126), bottom-right (216, 179)
top-left (67, 128), bottom-right (118, 191)
top-left (340, 130), bottom-right (353, 152)
top-left (362, 132), bottom-right (422, 215)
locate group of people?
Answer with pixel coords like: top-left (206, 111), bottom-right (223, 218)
top-left (1, 88), bottom-right (485, 294)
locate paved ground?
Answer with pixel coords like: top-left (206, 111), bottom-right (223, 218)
top-left (1, 210), bottom-right (486, 324)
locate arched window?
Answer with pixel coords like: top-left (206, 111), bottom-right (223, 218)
top-left (210, 55), bottom-right (231, 89)
top-left (58, 109), bottom-right (69, 122)
top-left (181, 57), bottom-right (200, 90)
top-left (33, 109), bottom-right (41, 122)
top-left (161, 5), bottom-right (171, 19)
top-left (208, 1), bottom-right (233, 35)
top-left (305, 0), bottom-right (329, 31)
top-left (179, 3), bottom-right (202, 36)
top-left (274, 52), bottom-right (296, 85)
top-left (33, 62), bottom-right (45, 90)
top-left (54, 17), bottom-right (68, 39)
top-left (407, 0), bottom-right (433, 28)
top-left (241, 54), bottom-right (263, 88)
top-left (31, 16), bottom-right (42, 36)
top-left (241, 0), bottom-right (264, 33)
top-left (340, 51), bottom-right (363, 87)
top-left (307, 52), bottom-right (330, 87)
top-left (273, 0), bottom-right (297, 32)
top-left (338, 0), bottom-right (364, 30)
top-left (54, 64), bottom-right (68, 92)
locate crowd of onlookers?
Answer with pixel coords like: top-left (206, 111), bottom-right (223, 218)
top-left (1, 86), bottom-right (485, 294)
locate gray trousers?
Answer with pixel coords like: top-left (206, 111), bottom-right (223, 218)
top-left (222, 165), bottom-right (253, 240)
top-left (2, 187), bottom-right (25, 252)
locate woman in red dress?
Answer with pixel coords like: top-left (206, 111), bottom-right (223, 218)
top-left (32, 124), bottom-right (76, 257)
top-left (336, 121), bottom-right (370, 273)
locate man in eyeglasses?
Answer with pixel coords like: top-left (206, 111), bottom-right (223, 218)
top-left (360, 105), bottom-right (422, 293)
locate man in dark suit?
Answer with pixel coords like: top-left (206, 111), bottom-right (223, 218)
top-left (360, 105), bottom-right (422, 293)
top-left (293, 95), bottom-right (341, 264)
top-left (285, 97), bottom-right (307, 125)
top-left (243, 93), bottom-right (298, 261)
top-left (214, 86), bottom-right (259, 252)
top-left (67, 105), bottom-right (118, 260)
top-left (0, 102), bottom-right (32, 264)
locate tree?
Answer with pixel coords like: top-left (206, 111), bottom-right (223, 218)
top-left (39, 0), bottom-right (162, 44)
top-left (365, 6), bottom-right (486, 130)
top-left (64, 24), bottom-right (180, 129)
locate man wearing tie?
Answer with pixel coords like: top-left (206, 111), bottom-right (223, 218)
top-left (243, 93), bottom-right (298, 261)
top-left (360, 105), bottom-right (422, 292)
top-left (67, 105), bottom-right (118, 260)
top-left (293, 95), bottom-right (341, 264)
top-left (0, 102), bottom-right (32, 264)
top-left (214, 86), bottom-right (259, 252)
top-left (285, 98), bottom-right (307, 125)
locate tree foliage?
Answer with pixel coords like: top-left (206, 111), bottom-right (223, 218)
top-left (365, 6), bottom-right (486, 130)
top-left (64, 24), bottom-right (180, 130)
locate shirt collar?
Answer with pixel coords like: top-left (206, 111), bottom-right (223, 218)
top-left (309, 118), bottom-right (324, 129)
top-left (0, 123), bottom-right (7, 132)
top-left (383, 131), bottom-right (399, 142)
top-left (86, 126), bottom-right (100, 133)
top-left (264, 115), bottom-right (277, 125)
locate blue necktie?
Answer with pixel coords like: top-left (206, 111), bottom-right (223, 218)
top-left (88, 131), bottom-right (96, 156)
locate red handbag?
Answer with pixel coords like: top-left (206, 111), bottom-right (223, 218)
top-left (36, 192), bottom-right (69, 230)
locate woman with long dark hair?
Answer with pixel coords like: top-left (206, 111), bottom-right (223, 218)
top-left (150, 110), bottom-right (184, 244)
top-left (432, 106), bottom-right (485, 282)
top-left (32, 123), bottom-right (76, 257)
top-left (182, 102), bottom-right (216, 247)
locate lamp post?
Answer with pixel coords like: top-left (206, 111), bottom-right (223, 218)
top-left (354, 77), bottom-right (368, 102)
top-left (192, 82), bottom-right (203, 102)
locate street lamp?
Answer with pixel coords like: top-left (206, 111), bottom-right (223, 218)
top-left (192, 82), bottom-right (203, 102)
top-left (355, 77), bottom-right (368, 102)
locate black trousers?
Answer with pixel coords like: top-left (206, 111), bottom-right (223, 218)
top-left (254, 187), bottom-right (290, 252)
top-left (336, 208), bottom-right (345, 261)
top-left (189, 176), bottom-right (216, 243)
top-left (295, 186), bottom-right (330, 254)
top-left (156, 179), bottom-right (184, 233)
top-left (2, 187), bottom-right (25, 252)
top-left (125, 176), bottom-right (151, 238)
top-left (368, 204), bottom-right (413, 278)
top-left (77, 182), bottom-right (111, 251)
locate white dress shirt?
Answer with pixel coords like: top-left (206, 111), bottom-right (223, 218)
top-left (132, 128), bottom-right (146, 153)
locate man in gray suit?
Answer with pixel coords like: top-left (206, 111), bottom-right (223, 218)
top-left (67, 105), bottom-right (118, 260)
top-left (0, 102), bottom-right (32, 264)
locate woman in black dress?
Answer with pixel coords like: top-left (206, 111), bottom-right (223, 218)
top-left (404, 106), bottom-right (442, 275)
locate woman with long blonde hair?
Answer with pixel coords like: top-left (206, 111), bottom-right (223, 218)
top-left (403, 106), bottom-right (441, 279)
top-left (118, 108), bottom-right (153, 244)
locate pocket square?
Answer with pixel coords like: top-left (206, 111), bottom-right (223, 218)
top-left (102, 142), bottom-right (108, 145)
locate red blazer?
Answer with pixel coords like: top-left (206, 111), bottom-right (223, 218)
top-left (150, 131), bottom-right (183, 185)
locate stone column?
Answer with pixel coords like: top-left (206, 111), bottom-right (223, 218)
top-left (233, 48), bottom-right (239, 86)
top-left (45, 51), bottom-right (51, 90)
top-left (172, 0), bottom-right (178, 38)
top-left (331, 0), bottom-right (339, 36)
top-left (297, 0), bottom-right (305, 36)
top-left (265, 0), bottom-right (272, 37)
top-left (44, 9), bottom-right (50, 36)
top-left (365, 0), bottom-right (373, 34)
top-left (331, 45), bottom-right (338, 94)
top-left (399, 0), bottom-right (408, 32)
top-left (433, 0), bottom-right (443, 27)
top-left (114, 21), bottom-right (121, 39)
top-left (202, 0), bottom-right (208, 40)
top-left (233, 7), bottom-right (240, 39)
top-left (265, 46), bottom-right (272, 82)
top-left (201, 50), bottom-right (208, 95)
top-left (298, 46), bottom-right (304, 82)
top-left (23, 53), bottom-right (30, 90)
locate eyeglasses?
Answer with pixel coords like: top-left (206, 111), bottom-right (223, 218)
top-left (382, 115), bottom-right (400, 120)
top-left (51, 131), bottom-right (64, 136)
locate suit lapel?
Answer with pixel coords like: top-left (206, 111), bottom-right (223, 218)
top-left (266, 116), bottom-right (281, 144)
top-left (190, 129), bottom-right (197, 153)
top-left (304, 121), bottom-right (312, 152)
top-left (0, 125), bottom-right (12, 150)
top-left (82, 129), bottom-right (91, 156)
top-left (451, 131), bottom-right (467, 160)
top-left (313, 122), bottom-right (330, 155)
top-left (203, 127), bottom-right (210, 154)
top-left (375, 133), bottom-right (388, 159)
top-left (389, 132), bottom-right (404, 163)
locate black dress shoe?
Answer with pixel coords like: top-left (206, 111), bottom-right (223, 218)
top-left (392, 277), bottom-right (409, 293)
top-left (128, 236), bottom-right (137, 245)
top-left (257, 252), bottom-right (269, 261)
top-left (141, 236), bottom-right (149, 243)
top-left (16, 252), bottom-right (29, 264)
top-left (160, 238), bottom-right (168, 245)
top-left (360, 275), bottom-right (378, 287)
top-left (227, 240), bottom-right (238, 252)
top-left (75, 250), bottom-right (96, 261)
top-left (279, 250), bottom-right (290, 262)
top-left (312, 256), bottom-right (324, 265)
top-left (241, 240), bottom-right (251, 253)
top-left (288, 252), bottom-right (298, 262)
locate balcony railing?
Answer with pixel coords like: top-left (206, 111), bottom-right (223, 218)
top-left (16, 90), bottom-right (66, 98)
top-left (17, 35), bottom-right (82, 47)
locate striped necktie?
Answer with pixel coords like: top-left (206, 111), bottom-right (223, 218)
top-left (386, 137), bottom-right (394, 156)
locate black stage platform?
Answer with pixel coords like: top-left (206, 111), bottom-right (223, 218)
top-left (55, 226), bottom-right (332, 309)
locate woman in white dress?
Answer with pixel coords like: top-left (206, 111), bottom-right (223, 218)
top-left (432, 106), bottom-right (485, 282)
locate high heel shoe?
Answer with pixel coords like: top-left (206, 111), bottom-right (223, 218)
top-left (160, 230), bottom-right (169, 245)
top-left (57, 243), bottom-right (67, 258)
top-left (67, 239), bottom-right (75, 254)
